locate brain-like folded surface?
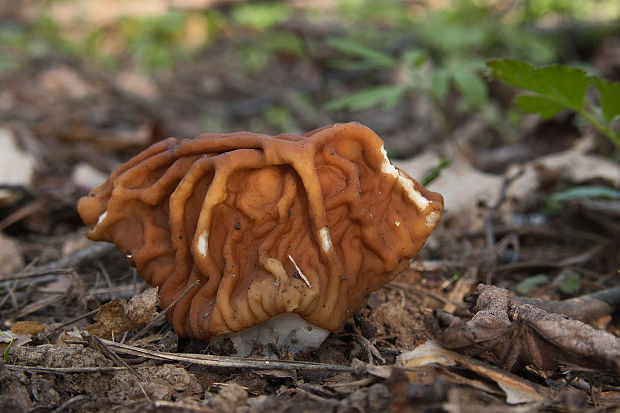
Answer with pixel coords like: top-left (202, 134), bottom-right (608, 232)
top-left (78, 122), bottom-right (443, 340)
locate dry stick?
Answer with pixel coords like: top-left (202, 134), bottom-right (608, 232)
top-left (51, 394), bottom-right (96, 413)
top-left (81, 332), bottom-right (154, 404)
top-left (484, 169), bottom-right (524, 284)
top-left (4, 365), bottom-right (125, 374)
top-left (81, 331), bottom-right (145, 382)
top-left (350, 334), bottom-right (385, 365)
top-left (38, 308), bottom-right (100, 340)
top-left (152, 400), bottom-right (213, 412)
top-left (97, 261), bottom-right (114, 291)
top-left (0, 200), bottom-right (42, 231)
top-left (1, 243), bottom-right (117, 281)
top-left (129, 280), bottom-right (201, 343)
top-left (387, 282), bottom-right (472, 315)
top-left (82, 338), bottom-right (355, 373)
top-left (512, 283), bottom-right (620, 322)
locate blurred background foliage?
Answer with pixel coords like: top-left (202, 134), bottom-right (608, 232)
top-left (0, 0), bottom-right (619, 152)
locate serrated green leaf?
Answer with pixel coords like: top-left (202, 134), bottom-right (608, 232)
top-left (517, 274), bottom-right (549, 295)
top-left (452, 68), bottom-right (487, 106)
top-left (488, 59), bottom-right (536, 90)
top-left (534, 65), bottom-right (589, 109)
top-left (514, 94), bottom-right (566, 119)
top-left (592, 77), bottom-right (620, 124)
top-left (325, 37), bottom-right (396, 68)
top-left (488, 59), bottom-right (589, 110)
top-left (325, 85), bottom-right (404, 111)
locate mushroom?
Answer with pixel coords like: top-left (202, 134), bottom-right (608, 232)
top-left (78, 122), bottom-right (443, 354)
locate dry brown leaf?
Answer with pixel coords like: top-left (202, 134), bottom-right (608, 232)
top-left (398, 341), bottom-right (552, 405)
top-left (10, 321), bottom-right (47, 336)
top-left (86, 287), bottom-right (158, 339)
top-left (396, 137), bottom-right (620, 231)
top-left (396, 153), bottom-right (502, 231)
top-left (0, 232), bottom-right (24, 274)
top-left (428, 284), bottom-right (620, 375)
top-left (71, 163), bottom-right (109, 191)
top-left (0, 127), bottom-right (35, 204)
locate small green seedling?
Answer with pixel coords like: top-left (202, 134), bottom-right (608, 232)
top-left (0, 331), bottom-right (15, 361)
top-left (421, 159), bottom-right (452, 186)
top-left (488, 59), bottom-right (620, 149)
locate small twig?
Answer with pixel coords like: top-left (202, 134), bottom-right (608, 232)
top-left (71, 337), bottom-right (355, 373)
top-left (82, 332), bottom-right (154, 404)
top-left (485, 169), bottom-right (524, 250)
top-left (152, 400), bottom-right (214, 412)
top-left (4, 365), bottom-right (125, 374)
top-left (387, 282), bottom-right (473, 316)
top-left (484, 170), bottom-right (524, 284)
top-left (1, 269), bottom-right (73, 283)
top-left (14, 295), bottom-right (65, 320)
top-left (326, 377), bottom-right (379, 388)
top-left (0, 200), bottom-right (42, 231)
top-left (81, 331), bottom-right (145, 382)
top-left (37, 308), bottom-right (100, 340)
top-left (512, 283), bottom-right (620, 321)
top-left (130, 280), bottom-right (200, 343)
top-left (85, 285), bottom-right (142, 297)
top-left (52, 394), bottom-right (96, 413)
top-left (409, 260), bottom-right (457, 272)
top-left (2, 243), bottom-right (117, 280)
top-left (97, 261), bottom-right (114, 291)
top-left (0, 279), bottom-right (20, 310)
top-left (350, 334), bottom-right (385, 365)
top-left (487, 233), bottom-right (520, 284)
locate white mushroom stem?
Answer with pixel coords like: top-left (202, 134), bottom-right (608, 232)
top-left (212, 313), bottom-right (330, 356)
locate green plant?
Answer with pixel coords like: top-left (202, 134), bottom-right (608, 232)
top-left (420, 159), bottom-right (452, 186)
top-left (488, 59), bottom-right (620, 149)
top-left (544, 185), bottom-right (620, 211)
top-left (0, 331), bottom-right (15, 361)
top-left (231, 2), bottom-right (292, 32)
top-left (324, 37), bottom-right (488, 112)
top-left (322, 0), bottom-right (566, 115)
top-left (517, 274), bottom-right (549, 295)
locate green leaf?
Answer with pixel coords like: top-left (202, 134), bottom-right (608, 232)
top-left (1, 331), bottom-right (15, 362)
top-left (517, 274), bottom-right (549, 295)
top-left (488, 59), bottom-right (537, 90)
top-left (421, 159), bottom-right (451, 186)
top-left (592, 77), bottom-right (620, 124)
top-left (533, 65), bottom-right (589, 109)
top-left (325, 37), bottom-right (396, 69)
top-left (402, 49), bottom-right (428, 68)
top-left (514, 94), bottom-right (566, 119)
top-left (548, 185), bottom-right (620, 203)
top-left (328, 59), bottom-right (395, 71)
top-left (430, 69), bottom-right (451, 101)
top-left (325, 85), bottom-right (404, 111)
top-left (231, 2), bottom-right (292, 31)
top-left (488, 59), bottom-right (589, 110)
top-left (452, 68), bottom-right (487, 106)
top-left (557, 269), bottom-right (581, 295)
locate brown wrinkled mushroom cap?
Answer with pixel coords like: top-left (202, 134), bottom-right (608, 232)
top-left (78, 122), bottom-right (443, 340)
